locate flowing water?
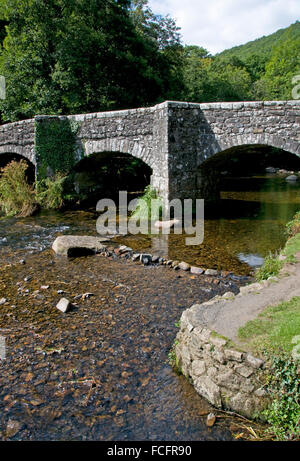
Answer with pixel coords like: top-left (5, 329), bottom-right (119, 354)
top-left (0, 174), bottom-right (299, 440)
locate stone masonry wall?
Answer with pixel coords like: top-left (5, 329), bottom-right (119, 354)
top-left (175, 300), bottom-right (269, 418)
top-left (0, 119), bottom-right (35, 164)
top-left (67, 102), bottom-right (170, 203)
top-left (168, 100), bottom-right (300, 200)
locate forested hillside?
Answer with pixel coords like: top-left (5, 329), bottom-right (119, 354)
top-left (218, 21), bottom-right (300, 60)
top-left (0, 0), bottom-right (299, 123)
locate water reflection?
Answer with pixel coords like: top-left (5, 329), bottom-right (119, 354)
top-left (116, 175), bottom-right (300, 274)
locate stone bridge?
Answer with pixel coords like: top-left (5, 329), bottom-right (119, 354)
top-left (0, 100), bottom-right (299, 203)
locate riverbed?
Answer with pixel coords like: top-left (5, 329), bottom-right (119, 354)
top-left (0, 174), bottom-right (299, 440)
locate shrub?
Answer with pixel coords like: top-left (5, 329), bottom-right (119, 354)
top-left (255, 253), bottom-right (283, 281)
top-left (0, 160), bottom-right (38, 217)
top-left (37, 173), bottom-right (67, 210)
top-left (262, 354), bottom-right (300, 440)
top-left (286, 211), bottom-right (300, 237)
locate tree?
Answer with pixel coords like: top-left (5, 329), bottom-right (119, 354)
top-left (0, 0), bottom-right (182, 121)
top-left (253, 38), bottom-right (300, 100)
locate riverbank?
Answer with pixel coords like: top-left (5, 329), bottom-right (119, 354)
top-left (174, 219), bottom-right (300, 440)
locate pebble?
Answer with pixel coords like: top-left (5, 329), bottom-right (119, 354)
top-left (24, 276), bottom-right (32, 282)
top-left (206, 413), bottom-right (216, 427)
top-left (40, 285), bottom-right (50, 290)
top-left (0, 298), bottom-right (7, 305)
top-left (6, 419), bottom-right (23, 438)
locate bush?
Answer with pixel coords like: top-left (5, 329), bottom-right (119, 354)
top-left (0, 160), bottom-right (38, 217)
top-left (255, 253), bottom-right (283, 281)
top-left (37, 173), bottom-right (67, 210)
top-left (286, 211), bottom-right (300, 237)
top-left (262, 354), bottom-right (300, 440)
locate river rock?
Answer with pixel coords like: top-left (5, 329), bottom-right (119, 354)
top-left (6, 419), bottom-right (23, 438)
top-left (56, 298), bottom-right (72, 313)
top-left (178, 261), bottom-right (190, 271)
top-left (151, 255), bottom-right (160, 263)
top-left (140, 254), bottom-right (152, 265)
top-left (206, 413), bottom-right (216, 427)
top-left (154, 219), bottom-right (180, 229)
top-left (285, 175), bottom-right (298, 181)
top-left (205, 269), bottom-right (218, 276)
top-left (52, 235), bottom-right (108, 257)
top-left (190, 266), bottom-right (204, 275)
top-left (265, 167), bottom-right (277, 173)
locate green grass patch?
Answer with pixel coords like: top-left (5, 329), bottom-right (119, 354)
top-left (282, 233), bottom-right (300, 260)
top-left (238, 296), bottom-right (300, 355)
top-left (255, 253), bottom-right (283, 281)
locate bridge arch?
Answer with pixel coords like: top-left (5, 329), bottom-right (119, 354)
top-left (0, 151), bottom-right (36, 184)
top-left (210, 133), bottom-right (300, 160)
top-left (71, 148), bottom-right (153, 202)
top-left (83, 139), bottom-right (154, 170)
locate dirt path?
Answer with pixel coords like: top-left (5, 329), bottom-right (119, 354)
top-left (192, 260), bottom-right (300, 344)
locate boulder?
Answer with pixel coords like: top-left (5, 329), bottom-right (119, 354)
top-left (285, 175), bottom-right (298, 182)
top-left (265, 167), bottom-right (277, 174)
top-left (52, 235), bottom-right (108, 257)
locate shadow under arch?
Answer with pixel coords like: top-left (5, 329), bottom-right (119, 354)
top-left (196, 144), bottom-right (300, 202)
top-left (0, 152), bottom-right (36, 184)
top-left (210, 132), bottom-right (300, 160)
top-left (71, 150), bottom-right (153, 205)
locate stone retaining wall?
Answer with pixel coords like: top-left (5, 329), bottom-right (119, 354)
top-left (174, 299), bottom-right (269, 418)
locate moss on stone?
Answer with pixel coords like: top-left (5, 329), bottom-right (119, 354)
top-left (34, 116), bottom-right (82, 181)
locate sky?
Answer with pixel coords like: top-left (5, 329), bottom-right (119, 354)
top-left (148, 0), bottom-right (300, 54)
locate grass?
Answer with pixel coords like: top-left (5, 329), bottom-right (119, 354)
top-left (0, 160), bottom-right (38, 217)
top-left (255, 253), bottom-right (283, 281)
top-left (238, 296), bottom-right (300, 355)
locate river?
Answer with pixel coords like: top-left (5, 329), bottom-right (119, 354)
top-left (0, 174), bottom-right (299, 440)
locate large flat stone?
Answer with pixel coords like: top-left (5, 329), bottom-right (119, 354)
top-left (52, 235), bottom-right (108, 257)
